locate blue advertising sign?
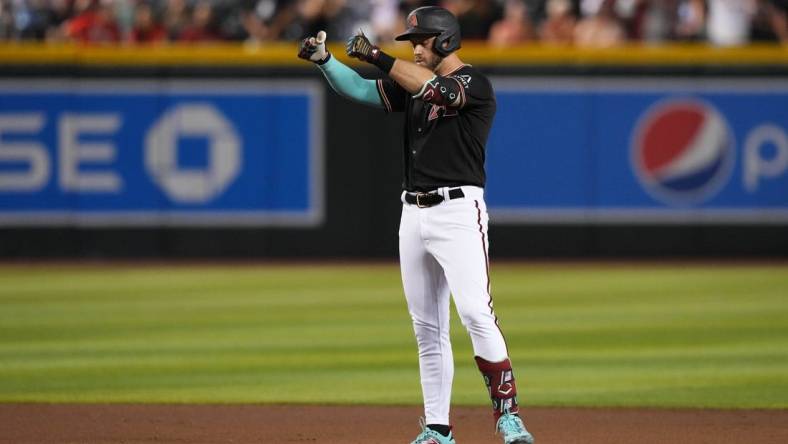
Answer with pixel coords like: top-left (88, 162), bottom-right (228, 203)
top-left (487, 78), bottom-right (788, 224)
top-left (0, 80), bottom-right (323, 226)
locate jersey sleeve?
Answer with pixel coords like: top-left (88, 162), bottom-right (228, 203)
top-left (447, 71), bottom-right (493, 110)
top-left (376, 78), bottom-right (409, 113)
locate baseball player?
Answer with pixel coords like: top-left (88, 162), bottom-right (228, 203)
top-left (297, 6), bottom-right (534, 444)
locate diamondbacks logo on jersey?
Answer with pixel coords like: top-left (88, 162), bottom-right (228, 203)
top-left (631, 98), bottom-right (735, 206)
top-left (428, 104), bottom-right (458, 121)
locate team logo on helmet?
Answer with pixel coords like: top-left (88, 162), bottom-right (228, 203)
top-left (409, 13), bottom-right (418, 27)
top-left (630, 98), bottom-right (735, 206)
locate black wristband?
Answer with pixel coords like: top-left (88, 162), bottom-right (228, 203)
top-left (316, 51), bottom-right (331, 65)
top-left (371, 49), bottom-right (396, 74)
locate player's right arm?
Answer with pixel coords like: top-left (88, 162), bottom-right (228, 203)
top-left (297, 31), bottom-right (383, 109)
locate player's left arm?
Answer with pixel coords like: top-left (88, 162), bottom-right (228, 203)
top-left (383, 59), bottom-right (435, 95)
top-left (345, 32), bottom-right (466, 108)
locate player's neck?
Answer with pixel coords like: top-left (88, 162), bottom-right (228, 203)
top-left (435, 54), bottom-right (464, 76)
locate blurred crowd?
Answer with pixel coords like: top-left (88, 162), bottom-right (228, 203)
top-left (0, 0), bottom-right (786, 47)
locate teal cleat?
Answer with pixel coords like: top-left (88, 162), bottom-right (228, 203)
top-left (496, 410), bottom-right (534, 444)
top-left (410, 419), bottom-right (457, 444)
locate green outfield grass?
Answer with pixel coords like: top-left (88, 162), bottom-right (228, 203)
top-left (0, 262), bottom-right (786, 408)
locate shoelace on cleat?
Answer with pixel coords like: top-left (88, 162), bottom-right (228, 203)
top-left (412, 417), bottom-right (451, 444)
top-left (496, 407), bottom-right (527, 438)
top-left (497, 414), bottom-right (525, 435)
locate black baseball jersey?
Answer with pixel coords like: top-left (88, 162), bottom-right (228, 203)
top-left (376, 65), bottom-right (496, 192)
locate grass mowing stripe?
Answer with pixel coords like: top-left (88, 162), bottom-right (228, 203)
top-left (0, 263), bottom-right (786, 408)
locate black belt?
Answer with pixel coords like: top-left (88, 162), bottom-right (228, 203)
top-left (404, 188), bottom-right (465, 208)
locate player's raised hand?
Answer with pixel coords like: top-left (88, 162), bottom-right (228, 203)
top-left (346, 30), bottom-right (380, 63)
top-left (298, 31), bottom-right (330, 64)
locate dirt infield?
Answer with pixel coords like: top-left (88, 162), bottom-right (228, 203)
top-left (1, 405), bottom-right (787, 444)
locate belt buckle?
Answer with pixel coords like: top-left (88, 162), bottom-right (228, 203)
top-left (415, 193), bottom-right (428, 208)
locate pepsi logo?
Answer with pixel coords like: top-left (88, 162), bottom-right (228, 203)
top-left (631, 98), bottom-right (736, 206)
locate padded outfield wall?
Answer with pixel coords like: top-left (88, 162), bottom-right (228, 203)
top-left (0, 43), bottom-right (786, 258)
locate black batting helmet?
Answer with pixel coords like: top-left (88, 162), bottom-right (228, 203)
top-left (395, 6), bottom-right (461, 57)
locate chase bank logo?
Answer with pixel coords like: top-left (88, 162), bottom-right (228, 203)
top-left (146, 104), bottom-right (241, 204)
top-left (630, 98), bottom-right (735, 206)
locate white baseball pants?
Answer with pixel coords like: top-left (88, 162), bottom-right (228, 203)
top-left (398, 185), bottom-right (509, 425)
